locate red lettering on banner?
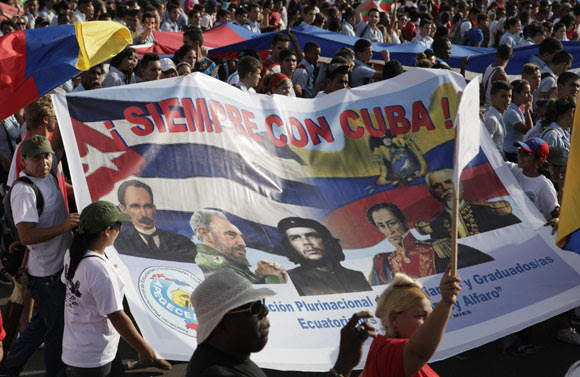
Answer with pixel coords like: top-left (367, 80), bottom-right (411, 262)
top-left (183, 98), bottom-right (211, 132)
top-left (304, 117), bottom-right (334, 145)
top-left (242, 110), bottom-right (262, 142)
top-left (340, 110), bottom-right (364, 139)
top-left (124, 106), bottom-right (154, 136)
top-left (384, 105), bottom-right (410, 135)
top-left (225, 104), bottom-right (248, 136)
top-left (146, 103), bottom-right (166, 133)
top-left (287, 117), bottom-right (308, 147)
top-left (412, 101), bottom-right (435, 132)
top-left (159, 98), bottom-right (187, 133)
top-left (208, 100), bottom-right (225, 133)
top-left (361, 108), bottom-right (387, 137)
top-left (265, 115), bottom-right (287, 147)
top-left (103, 120), bottom-right (128, 148)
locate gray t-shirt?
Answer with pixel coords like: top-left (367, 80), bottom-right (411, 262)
top-left (11, 173), bottom-right (71, 276)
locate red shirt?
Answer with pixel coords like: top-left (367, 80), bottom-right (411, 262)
top-left (364, 336), bottom-right (439, 377)
top-left (403, 21), bottom-right (418, 41)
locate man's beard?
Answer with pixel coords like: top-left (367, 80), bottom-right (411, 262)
top-left (440, 190), bottom-right (454, 210)
top-left (227, 247), bottom-right (250, 267)
top-left (215, 242), bottom-right (250, 267)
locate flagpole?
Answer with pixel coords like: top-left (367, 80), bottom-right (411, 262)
top-left (451, 116), bottom-right (459, 277)
top-left (451, 91), bottom-right (463, 278)
top-left (451, 189), bottom-right (459, 276)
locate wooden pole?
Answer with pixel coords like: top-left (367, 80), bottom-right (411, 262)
top-left (450, 188), bottom-right (459, 277)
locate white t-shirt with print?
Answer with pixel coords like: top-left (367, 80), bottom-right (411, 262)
top-left (61, 250), bottom-right (125, 368)
top-left (507, 162), bottom-right (558, 220)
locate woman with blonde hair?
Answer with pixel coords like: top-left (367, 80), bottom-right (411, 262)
top-left (264, 72), bottom-right (293, 96)
top-left (363, 268), bottom-right (461, 377)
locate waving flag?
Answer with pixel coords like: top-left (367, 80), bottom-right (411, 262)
top-left (557, 97), bottom-right (580, 253)
top-left (135, 23), bottom-right (258, 58)
top-left (362, 0), bottom-right (396, 21)
top-left (0, 21), bottom-right (131, 120)
top-left (0, 2), bottom-right (19, 21)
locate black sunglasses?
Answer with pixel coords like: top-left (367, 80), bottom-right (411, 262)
top-left (517, 148), bottom-right (534, 157)
top-left (228, 299), bottom-right (265, 316)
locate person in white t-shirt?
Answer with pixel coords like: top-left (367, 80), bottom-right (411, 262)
top-left (61, 201), bottom-right (170, 376)
top-left (507, 138), bottom-right (559, 223)
top-left (0, 136), bottom-right (79, 377)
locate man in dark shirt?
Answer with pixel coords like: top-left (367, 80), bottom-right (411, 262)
top-left (186, 268), bottom-right (375, 377)
top-left (277, 217), bottom-right (372, 296)
top-left (114, 179), bottom-right (197, 262)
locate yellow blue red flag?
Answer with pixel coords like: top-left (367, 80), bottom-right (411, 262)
top-left (0, 21), bottom-right (131, 120)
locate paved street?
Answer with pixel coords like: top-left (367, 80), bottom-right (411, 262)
top-left (2, 284), bottom-right (578, 377)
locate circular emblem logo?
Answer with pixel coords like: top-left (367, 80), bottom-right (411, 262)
top-left (139, 266), bottom-right (202, 337)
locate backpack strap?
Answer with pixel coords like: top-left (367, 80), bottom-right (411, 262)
top-left (541, 127), bottom-right (558, 140)
top-left (360, 24), bottom-right (369, 39)
top-left (296, 63), bottom-right (311, 83)
top-left (13, 177), bottom-right (44, 216)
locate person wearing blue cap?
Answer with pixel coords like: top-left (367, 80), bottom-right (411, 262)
top-left (508, 138), bottom-right (559, 224)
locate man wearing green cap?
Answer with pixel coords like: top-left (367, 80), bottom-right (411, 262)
top-left (0, 136), bottom-right (79, 377)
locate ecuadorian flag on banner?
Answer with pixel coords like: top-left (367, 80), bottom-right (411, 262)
top-left (557, 97), bottom-right (580, 254)
top-left (0, 21), bottom-right (131, 120)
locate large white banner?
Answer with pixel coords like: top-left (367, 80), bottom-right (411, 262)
top-left (53, 70), bottom-right (580, 370)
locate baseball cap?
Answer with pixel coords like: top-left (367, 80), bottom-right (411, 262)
top-left (513, 137), bottom-right (549, 163)
top-left (79, 201), bottom-right (131, 234)
top-left (191, 268), bottom-right (275, 344)
top-left (21, 136), bottom-right (55, 157)
top-left (160, 58), bottom-right (177, 73)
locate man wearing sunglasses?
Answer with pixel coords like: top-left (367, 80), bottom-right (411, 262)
top-left (186, 268), bottom-right (376, 377)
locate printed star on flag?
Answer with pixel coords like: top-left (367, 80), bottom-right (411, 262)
top-left (72, 118), bottom-right (146, 201)
top-left (80, 145), bottom-right (125, 176)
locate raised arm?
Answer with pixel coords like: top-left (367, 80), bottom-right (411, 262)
top-left (403, 267), bottom-right (461, 377)
top-left (354, 0), bottom-right (374, 24)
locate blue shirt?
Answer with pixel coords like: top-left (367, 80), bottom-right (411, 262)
top-left (356, 20), bottom-right (383, 42)
top-left (350, 59), bottom-right (375, 88)
top-left (541, 121), bottom-right (570, 163)
top-left (528, 55), bottom-right (547, 70)
top-left (503, 102), bottom-right (526, 154)
top-left (243, 19), bottom-right (261, 33)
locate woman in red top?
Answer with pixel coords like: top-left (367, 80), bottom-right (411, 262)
top-left (363, 268), bottom-right (461, 377)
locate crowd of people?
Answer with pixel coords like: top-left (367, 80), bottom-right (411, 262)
top-left (1, 0), bottom-right (580, 374)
